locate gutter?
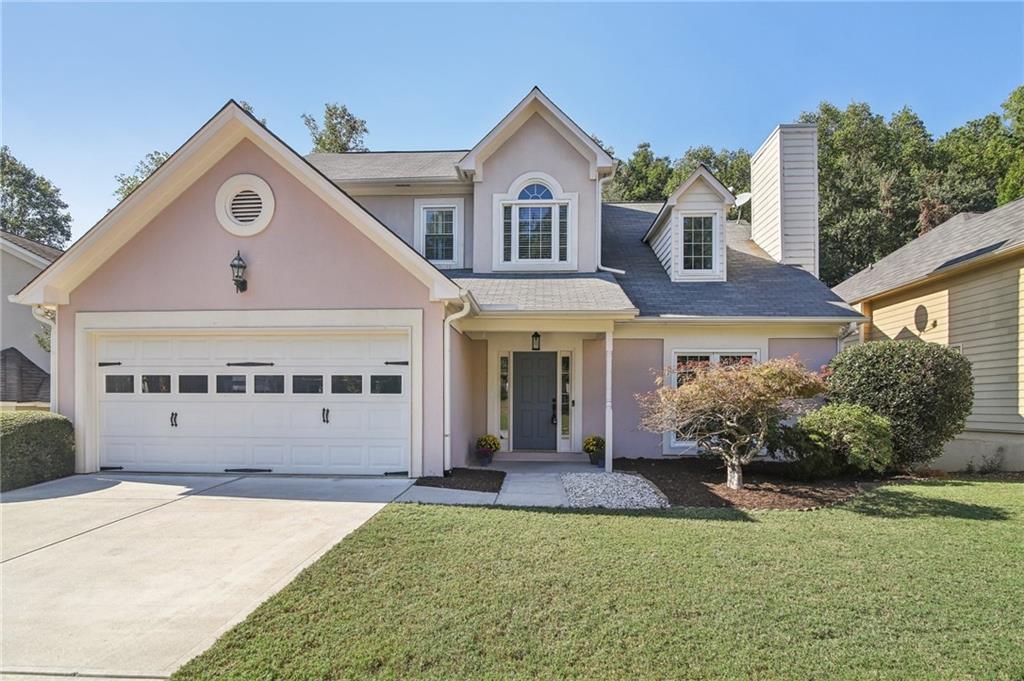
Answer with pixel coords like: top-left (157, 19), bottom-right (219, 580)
top-left (595, 173), bottom-right (626, 275)
top-left (631, 314), bottom-right (869, 324)
top-left (443, 292), bottom-right (473, 472)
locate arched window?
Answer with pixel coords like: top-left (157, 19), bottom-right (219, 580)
top-left (517, 183), bottom-right (553, 201)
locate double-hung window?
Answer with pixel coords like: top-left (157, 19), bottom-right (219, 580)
top-left (671, 350), bottom-right (757, 446)
top-left (500, 182), bottom-right (570, 265)
top-left (415, 198), bottom-right (463, 268)
top-left (680, 215), bottom-right (715, 272)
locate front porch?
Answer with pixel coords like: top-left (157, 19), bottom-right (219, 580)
top-left (452, 317), bottom-right (619, 472)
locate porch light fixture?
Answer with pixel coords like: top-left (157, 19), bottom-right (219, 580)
top-left (531, 332), bottom-right (541, 351)
top-left (230, 251), bottom-right (248, 293)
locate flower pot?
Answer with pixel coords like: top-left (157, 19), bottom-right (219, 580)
top-left (476, 449), bottom-right (494, 466)
top-left (588, 451), bottom-right (603, 466)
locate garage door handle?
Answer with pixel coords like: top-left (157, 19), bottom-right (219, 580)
top-left (170, 412), bottom-right (178, 427)
top-left (321, 407), bottom-right (326, 424)
top-left (325, 408), bottom-right (330, 424)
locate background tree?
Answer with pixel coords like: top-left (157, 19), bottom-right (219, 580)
top-left (236, 100), bottom-right (266, 126)
top-left (0, 147), bottom-right (72, 248)
top-left (114, 151), bottom-right (170, 202)
top-left (637, 358), bottom-right (825, 489)
top-left (665, 145), bottom-right (752, 220)
top-left (602, 142), bottom-right (672, 202)
top-left (302, 102), bottom-right (368, 153)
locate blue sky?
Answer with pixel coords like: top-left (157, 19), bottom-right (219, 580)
top-left (3, 2), bottom-right (1022, 241)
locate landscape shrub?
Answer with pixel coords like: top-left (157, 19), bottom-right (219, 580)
top-left (827, 341), bottom-right (973, 468)
top-left (1, 410), bottom-right (75, 491)
top-left (776, 403), bottom-right (894, 479)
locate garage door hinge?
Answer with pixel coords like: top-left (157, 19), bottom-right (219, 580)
top-left (224, 468), bottom-right (273, 473)
top-left (100, 466), bottom-right (124, 471)
top-left (384, 361), bottom-right (409, 366)
top-left (226, 361), bottom-right (275, 367)
top-left (98, 361), bottom-right (121, 367)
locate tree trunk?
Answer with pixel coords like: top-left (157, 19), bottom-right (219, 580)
top-left (726, 461), bottom-right (743, 489)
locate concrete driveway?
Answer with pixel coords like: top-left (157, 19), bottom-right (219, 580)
top-left (1, 473), bottom-right (412, 679)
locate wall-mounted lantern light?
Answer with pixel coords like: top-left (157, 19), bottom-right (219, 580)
top-left (230, 251), bottom-right (248, 293)
top-left (531, 331), bottom-right (541, 351)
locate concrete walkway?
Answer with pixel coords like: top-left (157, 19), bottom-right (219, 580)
top-left (1, 473), bottom-right (411, 679)
top-left (395, 461), bottom-right (594, 507)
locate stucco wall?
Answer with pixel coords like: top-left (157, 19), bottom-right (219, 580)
top-left (57, 138), bottom-right (448, 474)
top-left (2, 250), bottom-right (50, 370)
top-left (450, 328), bottom-right (486, 468)
top-left (767, 337), bottom-right (838, 372)
top-left (472, 113), bottom-right (598, 273)
top-left (581, 339), bottom-right (605, 440)
top-left (357, 194), bottom-right (474, 269)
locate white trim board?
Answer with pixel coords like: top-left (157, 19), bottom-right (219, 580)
top-left (72, 309), bottom-right (425, 477)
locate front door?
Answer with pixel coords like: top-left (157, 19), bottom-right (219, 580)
top-left (512, 352), bottom-right (557, 450)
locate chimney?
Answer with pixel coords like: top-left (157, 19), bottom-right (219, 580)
top-left (750, 123), bottom-right (819, 277)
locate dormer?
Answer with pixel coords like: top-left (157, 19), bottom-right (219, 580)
top-left (460, 88), bottom-right (616, 273)
top-left (642, 165), bottom-right (735, 282)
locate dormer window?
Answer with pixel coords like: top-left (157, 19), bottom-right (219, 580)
top-left (494, 174), bottom-right (577, 270)
top-left (681, 215), bottom-right (715, 271)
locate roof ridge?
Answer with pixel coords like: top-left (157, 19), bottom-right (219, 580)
top-left (306, 149), bottom-right (469, 156)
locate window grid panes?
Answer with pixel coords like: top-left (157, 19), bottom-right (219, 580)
top-left (423, 207), bottom-right (454, 262)
top-left (560, 355), bottom-right (571, 437)
top-left (499, 355), bottom-right (510, 433)
top-left (682, 216), bottom-right (714, 271)
top-left (675, 354), bottom-right (711, 387)
top-left (502, 206), bottom-right (513, 262)
top-left (517, 183), bottom-right (553, 200)
top-left (558, 206), bottom-right (568, 262)
top-left (331, 375), bottom-right (363, 394)
top-left (141, 375), bottom-right (171, 393)
top-left (517, 206), bottom-right (553, 260)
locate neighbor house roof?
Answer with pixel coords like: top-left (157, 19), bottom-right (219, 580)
top-left (451, 271), bottom-right (637, 315)
top-left (306, 150), bottom-right (468, 183)
top-left (0, 347), bottom-right (49, 404)
top-left (602, 203), bottom-right (862, 320)
top-left (1, 231), bottom-right (63, 264)
top-left (833, 198), bottom-right (1024, 304)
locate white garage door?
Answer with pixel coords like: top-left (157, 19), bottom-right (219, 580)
top-left (96, 333), bottom-right (411, 475)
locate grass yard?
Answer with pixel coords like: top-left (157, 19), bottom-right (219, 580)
top-left (174, 479), bottom-right (1024, 680)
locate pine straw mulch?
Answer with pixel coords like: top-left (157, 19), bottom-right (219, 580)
top-left (614, 457), bottom-right (863, 511)
top-left (414, 467), bottom-right (507, 493)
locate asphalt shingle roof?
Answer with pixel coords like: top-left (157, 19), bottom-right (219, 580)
top-left (601, 203), bottom-right (861, 319)
top-left (833, 198), bottom-right (1024, 303)
top-left (452, 271), bottom-right (636, 313)
top-left (306, 151), bottom-right (468, 182)
top-left (0, 231), bottom-right (62, 262)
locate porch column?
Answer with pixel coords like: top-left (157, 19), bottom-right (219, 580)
top-left (604, 329), bottom-right (613, 472)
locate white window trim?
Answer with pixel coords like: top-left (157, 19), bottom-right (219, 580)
top-left (492, 172), bottom-right (578, 271)
top-left (414, 197), bottom-right (464, 269)
top-left (671, 209), bottom-right (725, 282)
top-left (667, 348), bottom-right (760, 449)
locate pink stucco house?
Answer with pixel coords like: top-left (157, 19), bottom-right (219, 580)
top-left (14, 88), bottom-right (863, 477)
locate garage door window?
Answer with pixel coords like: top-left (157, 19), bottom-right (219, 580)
top-left (292, 375), bottom-right (323, 394)
top-left (370, 375), bottom-right (402, 394)
top-left (105, 375), bottom-right (134, 393)
top-left (332, 375), bottom-right (363, 394)
top-left (179, 375), bottom-right (208, 393)
top-left (216, 375), bottom-right (247, 394)
top-left (141, 375), bottom-right (171, 393)
top-left (254, 375), bottom-right (285, 394)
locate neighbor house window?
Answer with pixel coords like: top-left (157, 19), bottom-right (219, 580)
top-left (415, 198), bottom-right (463, 267)
top-left (681, 215), bottom-right (715, 271)
top-left (497, 179), bottom-right (572, 266)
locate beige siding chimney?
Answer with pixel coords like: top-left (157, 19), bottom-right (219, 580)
top-left (750, 124), bottom-right (819, 277)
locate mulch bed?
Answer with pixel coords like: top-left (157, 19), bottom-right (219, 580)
top-left (614, 458), bottom-right (862, 510)
top-left (415, 467), bottom-right (506, 493)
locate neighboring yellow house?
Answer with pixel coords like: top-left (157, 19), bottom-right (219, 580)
top-left (834, 199), bottom-right (1024, 471)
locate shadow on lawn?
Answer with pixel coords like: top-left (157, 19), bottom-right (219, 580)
top-left (488, 504), bottom-right (758, 523)
top-left (846, 486), bottom-right (1011, 521)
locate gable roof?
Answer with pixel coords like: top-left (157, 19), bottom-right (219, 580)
top-left (14, 101), bottom-right (464, 306)
top-left (307, 150), bottom-right (468, 183)
top-left (833, 198), bottom-right (1024, 304)
top-left (643, 165), bottom-right (736, 242)
top-left (1, 231), bottom-right (62, 267)
top-left (456, 87), bottom-right (616, 182)
top-left (604, 203), bottom-right (862, 320)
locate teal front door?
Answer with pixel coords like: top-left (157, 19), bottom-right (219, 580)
top-left (512, 352), bottom-right (557, 450)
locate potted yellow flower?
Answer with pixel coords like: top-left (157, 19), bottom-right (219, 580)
top-left (475, 434), bottom-right (501, 466)
top-left (583, 435), bottom-right (605, 466)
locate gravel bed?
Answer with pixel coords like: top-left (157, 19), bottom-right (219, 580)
top-left (561, 472), bottom-right (669, 509)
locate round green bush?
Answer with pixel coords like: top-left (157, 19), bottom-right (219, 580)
top-left (827, 341), bottom-right (973, 468)
top-left (783, 403), bottom-right (894, 479)
top-left (1, 410), bottom-right (75, 491)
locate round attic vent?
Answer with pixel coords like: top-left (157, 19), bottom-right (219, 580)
top-left (215, 174), bottom-right (275, 236)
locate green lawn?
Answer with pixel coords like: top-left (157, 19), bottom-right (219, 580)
top-left (174, 480), bottom-right (1024, 680)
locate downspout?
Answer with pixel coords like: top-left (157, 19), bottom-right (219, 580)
top-left (32, 305), bottom-right (57, 413)
top-left (443, 292), bottom-right (473, 473)
top-left (595, 174), bottom-right (626, 275)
